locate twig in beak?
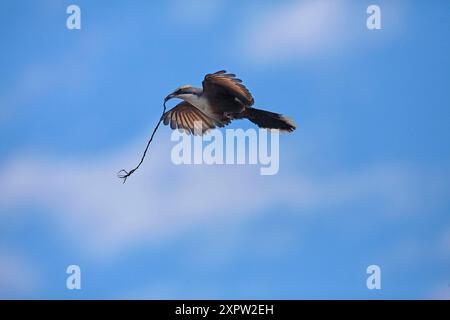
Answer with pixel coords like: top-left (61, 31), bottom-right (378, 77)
top-left (117, 100), bottom-right (168, 183)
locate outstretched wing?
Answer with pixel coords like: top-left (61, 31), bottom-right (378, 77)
top-left (202, 70), bottom-right (254, 110)
top-left (162, 101), bottom-right (227, 135)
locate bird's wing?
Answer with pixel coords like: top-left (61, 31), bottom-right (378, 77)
top-left (162, 101), bottom-right (227, 135)
top-left (202, 70), bottom-right (254, 107)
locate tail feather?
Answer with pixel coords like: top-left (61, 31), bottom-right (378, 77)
top-left (239, 107), bottom-right (296, 132)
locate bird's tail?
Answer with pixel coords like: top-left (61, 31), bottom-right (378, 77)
top-left (239, 107), bottom-right (296, 132)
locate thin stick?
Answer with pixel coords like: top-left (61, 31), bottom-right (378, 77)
top-left (117, 101), bottom-right (167, 183)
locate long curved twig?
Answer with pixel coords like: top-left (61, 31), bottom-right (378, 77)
top-left (117, 101), bottom-right (167, 183)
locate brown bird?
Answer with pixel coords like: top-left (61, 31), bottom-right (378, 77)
top-left (117, 70), bottom-right (296, 182)
top-left (163, 70), bottom-right (296, 134)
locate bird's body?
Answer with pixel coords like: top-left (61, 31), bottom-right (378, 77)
top-left (163, 70), bottom-right (296, 134)
top-left (180, 92), bottom-right (214, 118)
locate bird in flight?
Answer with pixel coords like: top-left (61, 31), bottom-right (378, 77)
top-left (162, 70), bottom-right (296, 134)
top-left (118, 70), bottom-right (296, 182)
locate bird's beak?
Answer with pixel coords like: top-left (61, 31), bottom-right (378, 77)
top-left (164, 92), bottom-right (176, 102)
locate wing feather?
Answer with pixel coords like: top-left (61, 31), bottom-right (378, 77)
top-left (202, 70), bottom-right (254, 106)
top-left (162, 101), bottom-right (225, 135)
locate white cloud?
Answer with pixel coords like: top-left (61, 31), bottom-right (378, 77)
top-left (0, 250), bottom-right (40, 298)
top-left (239, 0), bottom-right (405, 64)
top-left (0, 135), bottom-right (428, 257)
top-left (240, 0), bottom-right (352, 63)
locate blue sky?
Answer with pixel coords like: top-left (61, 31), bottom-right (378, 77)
top-left (0, 0), bottom-right (449, 299)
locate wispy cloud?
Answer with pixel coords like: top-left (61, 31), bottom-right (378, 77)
top-left (0, 136), bottom-right (430, 257)
top-left (239, 0), bottom-right (405, 64)
top-left (244, 1), bottom-right (348, 62)
top-left (0, 250), bottom-right (40, 298)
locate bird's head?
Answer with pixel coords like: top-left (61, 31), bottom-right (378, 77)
top-left (164, 85), bottom-right (201, 102)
